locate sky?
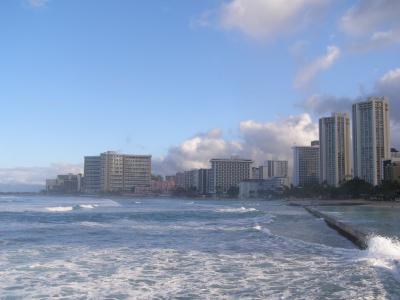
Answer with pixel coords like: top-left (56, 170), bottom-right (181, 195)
top-left (0, 0), bottom-right (400, 190)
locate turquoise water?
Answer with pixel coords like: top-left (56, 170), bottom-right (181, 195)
top-left (0, 196), bottom-right (399, 299)
top-left (317, 205), bottom-right (400, 238)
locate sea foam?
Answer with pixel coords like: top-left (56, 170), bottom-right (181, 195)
top-left (364, 235), bottom-right (400, 281)
top-left (46, 206), bottom-right (74, 212)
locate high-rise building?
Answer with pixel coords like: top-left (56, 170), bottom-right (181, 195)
top-left (251, 167), bottom-right (261, 179)
top-left (198, 169), bottom-right (211, 195)
top-left (101, 151), bottom-right (124, 192)
top-left (319, 113), bottom-right (351, 187)
top-left (84, 156), bottom-right (101, 193)
top-left (293, 141), bottom-right (320, 187)
top-left (209, 157), bottom-right (253, 194)
top-left (184, 169), bottom-right (199, 191)
top-left (352, 97), bottom-right (391, 186)
top-left (84, 151), bottom-right (151, 193)
top-left (265, 160), bottom-right (289, 178)
top-left (175, 172), bottom-right (185, 189)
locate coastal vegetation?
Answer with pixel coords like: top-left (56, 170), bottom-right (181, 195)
top-left (284, 178), bottom-right (400, 201)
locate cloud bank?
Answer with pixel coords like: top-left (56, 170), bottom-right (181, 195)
top-left (340, 0), bottom-right (400, 49)
top-left (300, 67), bottom-right (400, 147)
top-left (153, 114), bottom-right (318, 175)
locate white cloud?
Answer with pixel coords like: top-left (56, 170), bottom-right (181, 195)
top-left (340, 0), bottom-right (400, 49)
top-left (300, 94), bottom-right (353, 116)
top-left (376, 68), bottom-right (400, 124)
top-left (294, 45), bottom-right (340, 88)
top-left (26, 0), bottom-right (49, 8)
top-left (0, 163), bottom-right (83, 186)
top-left (218, 0), bottom-right (329, 40)
top-left (298, 67), bottom-right (400, 147)
top-left (153, 114), bottom-right (318, 175)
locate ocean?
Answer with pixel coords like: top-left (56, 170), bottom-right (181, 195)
top-left (0, 195), bottom-right (399, 299)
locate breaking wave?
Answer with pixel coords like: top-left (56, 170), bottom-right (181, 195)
top-left (364, 235), bottom-right (400, 281)
top-left (46, 206), bottom-right (74, 212)
top-left (216, 207), bottom-right (258, 213)
top-left (46, 204), bottom-right (98, 212)
top-left (78, 204), bottom-right (98, 209)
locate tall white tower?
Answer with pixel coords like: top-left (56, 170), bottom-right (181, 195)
top-left (319, 112), bottom-right (351, 187)
top-left (352, 97), bottom-right (391, 186)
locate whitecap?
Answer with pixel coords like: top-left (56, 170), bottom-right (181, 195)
top-left (362, 235), bottom-right (400, 281)
top-left (80, 221), bottom-right (108, 228)
top-left (46, 206), bottom-right (74, 212)
top-left (78, 204), bottom-right (98, 209)
top-left (217, 207), bottom-right (258, 213)
top-left (253, 225), bottom-right (262, 231)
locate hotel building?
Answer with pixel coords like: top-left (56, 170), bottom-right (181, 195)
top-left (352, 97), bottom-right (390, 186)
top-left (209, 157), bottom-right (253, 194)
top-left (319, 113), bottom-right (352, 187)
top-left (84, 151), bottom-right (151, 193)
top-left (293, 141), bottom-right (320, 187)
top-left (83, 156), bottom-right (102, 193)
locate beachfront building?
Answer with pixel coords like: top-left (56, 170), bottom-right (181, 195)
top-left (352, 97), bottom-right (391, 186)
top-left (46, 173), bottom-right (83, 194)
top-left (176, 168), bottom-right (211, 195)
top-left (239, 177), bottom-right (289, 199)
top-left (175, 172), bottom-right (185, 189)
top-left (83, 151), bottom-right (151, 194)
top-left (251, 161), bottom-right (289, 181)
top-left (209, 157), bottom-right (253, 194)
top-left (383, 148), bottom-right (400, 183)
top-left (251, 166), bottom-right (261, 179)
top-left (100, 151), bottom-right (151, 193)
top-left (319, 112), bottom-right (352, 187)
top-left (197, 168), bottom-right (211, 195)
top-left (184, 169), bottom-right (199, 191)
top-left (83, 156), bottom-right (102, 193)
top-left (151, 177), bottom-right (176, 194)
top-left (383, 160), bottom-right (400, 183)
top-left (293, 141), bottom-right (320, 187)
top-left (265, 160), bottom-right (289, 178)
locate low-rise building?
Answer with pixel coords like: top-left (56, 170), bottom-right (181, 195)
top-left (151, 178), bottom-right (176, 194)
top-left (209, 157), bottom-right (253, 194)
top-left (383, 160), bottom-right (400, 183)
top-left (239, 177), bottom-right (289, 199)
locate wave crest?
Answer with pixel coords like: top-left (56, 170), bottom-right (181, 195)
top-left (217, 207), bottom-right (258, 213)
top-left (364, 235), bottom-right (400, 281)
top-left (46, 206), bottom-right (74, 212)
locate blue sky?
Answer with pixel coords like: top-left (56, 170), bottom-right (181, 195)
top-left (0, 0), bottom-right (400, 187)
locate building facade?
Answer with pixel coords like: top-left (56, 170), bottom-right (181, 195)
top-left (84, 151), bottom-right (151, 193)
top-left (265, 160), bottom-right (289, 178)
top-left (46, 174), bottom-right (82, 194)
top-left (239, 177), bottom-right (289, 199)
top-left (175, 172), bottom-right (185, 189)
top-left (83, 156), bottom-right (101, 193)
top-left (293, 142), bottom-right (320, 187)
top-left (209, 157), bottom-right (253, 194)
top-left (319, 112), bottom-right (351, 187)
top-left (383, 160), bottom-right (400, 183)
top-left (352, 97), bottom-right (391, 186)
